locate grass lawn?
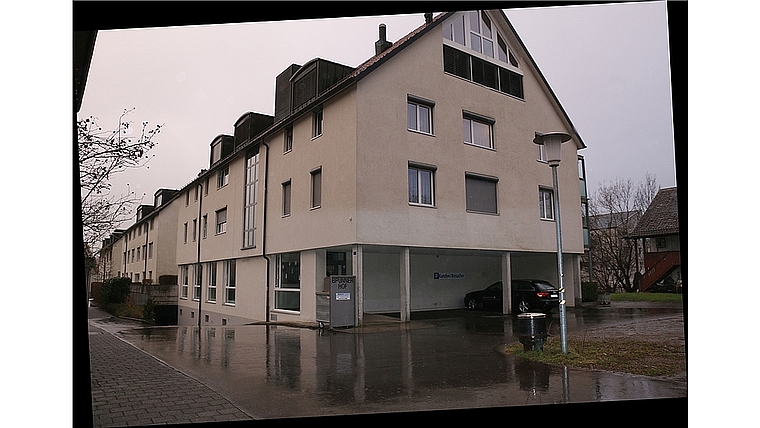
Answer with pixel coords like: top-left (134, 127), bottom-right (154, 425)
top-left (610, 292), bottom-right (683, 303)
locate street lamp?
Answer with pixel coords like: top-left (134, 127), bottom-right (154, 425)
top-left (533, 131), bottom-right (572, 354)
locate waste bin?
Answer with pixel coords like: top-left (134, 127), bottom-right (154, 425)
top-left (516, 312), bottom-right (547, 351)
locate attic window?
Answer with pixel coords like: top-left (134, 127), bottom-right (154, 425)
top-left (443, 11), bottom-right (519, 70)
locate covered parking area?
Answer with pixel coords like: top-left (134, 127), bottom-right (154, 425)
top-left (348, 245), bottom-right (582, 324)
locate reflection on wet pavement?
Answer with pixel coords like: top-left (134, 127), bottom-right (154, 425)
top-left (117, 306), bottom-right (686, 419)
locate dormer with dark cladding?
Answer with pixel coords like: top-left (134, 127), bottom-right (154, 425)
top-left (274, 58), bottom-right (355, 123)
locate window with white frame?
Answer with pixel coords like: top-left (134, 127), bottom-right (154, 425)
top-left (217, 167), bottom-right (229, 188)
top-left (282, 180), bottom-right (291, 217)
top-left (275, 252), bottom-right (300, 312)
top-left (243, 147), bottom-right (259, 248)
top-left (284, 126), bottom-right (293, 153)
top-left (202, 214), bottom-right (208, 239)
top-left (465, 173), bottom-right (498, 214)
top-left (408, 164), bottom-right (435, 206)
top-left (539, 188), bottom-right (554, 220)
top-left (312, 107), bottom-right (323, 138)
top-left (463, 112), bottom-right (494, 149)
top-left (310, 167), bottom-right (322, 209)
top-left (537, 143), bottom-right (547, 162)
top-left (193, 264), bottom-right (202, 301)
top-left (180, 265), bottom-right (189, 299)
top-left (216, 208), bottom-right (227, 234)
top-left (442, 13), bottom-right (465, 45)
top-left (407, 96), bottom-right (434, 135)
top-left (442, 11), bottom-right (524, 99)
top-left (207, 261), bottom-right (217, 303)
top-left (223, 259), bottom-right (236, 305)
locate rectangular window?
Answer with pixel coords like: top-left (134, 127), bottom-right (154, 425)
top-left (463, 112), bottom-right (494, 149)
top-left (217, 167), bottom-right (229, 188)
top-left (284, 126), bottom-right (293, 153)
top-left (192, 218), bottom-right (197, 242)
top-left (275, 253), bottom-right (300, 312)
top-left (193, 264), bottom-right (202, 301)
top-left (216, 208), bottom-right (227, 234)
top-left (312, 108), bottom-right (323, 138)
top-left (207, 261), bottom-right (217, 303)
top-left (537, 143), bottom-right (547, 162)
top-left (148, 242), bottom-right (153, 259)
top-left (150, 219), bottom-right (154, 230)
top-left (183, 222), bottom-right (188, 244)
top-left (310, 167), bottom-right (322, 209)
top-left (539, 188), bottom-right (554, 220)
top-left (185, 191), bottom-right (189, 206)
top-left (204, 177), bottom-right (209, 196)
top-left (408, 165), bottom-right (435, 206)
top-left (243, 147), bottom-right (259, 248)
top-left (407, 96), bottom-right (434, 135)
top-left (223, 259), bottom-right (236, 305)
top-left (194, 184), bottom-right (198, 201)
top-left (465, 173), bottom-right (498, 214)
top-left (282, 180), bottom-right (291, 217)
top-left (180, 265), bottom-right (189, 299)
top-left (202, 214), bottom-right (208, 239)
top-left (136, 247), bottom-right (140, 261)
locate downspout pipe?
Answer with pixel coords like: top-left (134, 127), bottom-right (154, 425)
top-left (261, 140), bottom-right (271, 323)
top-left (197, 181), bottom-right (203, 328)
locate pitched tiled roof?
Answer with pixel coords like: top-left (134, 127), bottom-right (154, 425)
top-left (629, 187), bottom-right (679, 238)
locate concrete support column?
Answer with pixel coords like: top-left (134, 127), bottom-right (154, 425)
top-left (501, 252), bottom-right (512, 314)
top-left (400, 247), bottom-right (411, 322)
top-left (352, 244), bottom-right (364, 326)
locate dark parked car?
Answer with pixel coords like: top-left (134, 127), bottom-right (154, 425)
top-left (464, 280), bottom-right (560, 313)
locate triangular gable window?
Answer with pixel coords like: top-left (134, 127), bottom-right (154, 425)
top-left (443, 11), bottom-right (519, 70)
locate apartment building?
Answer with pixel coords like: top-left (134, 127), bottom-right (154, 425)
top-left (168, 10), bottom-right (587, 327)
top-left (111, 188), bottom-right (180, 284)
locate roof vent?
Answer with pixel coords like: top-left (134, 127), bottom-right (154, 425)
top-left (425, 13), bottom-right (433, 24)
top-left (375, 23), bottom-right (392, 55)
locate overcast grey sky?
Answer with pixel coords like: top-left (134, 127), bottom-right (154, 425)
top-left (78, 2), bottom-right (677, 228)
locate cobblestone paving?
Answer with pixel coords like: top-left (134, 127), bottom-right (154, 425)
top-left (88, 323), bottom-right (253, 427)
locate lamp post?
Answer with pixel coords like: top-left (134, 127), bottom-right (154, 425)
top-left (533, 131), bottom-right (572, 354)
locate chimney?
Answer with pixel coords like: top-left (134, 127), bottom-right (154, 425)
top-left (425, 13), bottom-right (433, 24)
top-left (375, 23), bottom-right (392, 55)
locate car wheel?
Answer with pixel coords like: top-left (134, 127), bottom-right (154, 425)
top-left (467, 299), bottom-right (478, 310)
top-left (518, 299), bottom-right (530, 313)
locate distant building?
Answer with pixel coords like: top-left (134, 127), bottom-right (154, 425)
top-left (628, 187), bottom-right (681, 292)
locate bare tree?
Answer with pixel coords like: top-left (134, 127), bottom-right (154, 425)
top-left (78, 108), bottom-right (162, 252)
top-left (588, 174), bottom-right (659, 292)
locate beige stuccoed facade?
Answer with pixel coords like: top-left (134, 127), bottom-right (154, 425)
top-left (167, 10), bottom-right (587, 327)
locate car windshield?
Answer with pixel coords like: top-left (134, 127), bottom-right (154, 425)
top-left (535, 282), bottom-right (557, 292)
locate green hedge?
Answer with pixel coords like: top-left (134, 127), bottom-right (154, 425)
top-left (101, 277), bottom-right (131, 304)
top-left (582, 282), bottom-right (599, 302)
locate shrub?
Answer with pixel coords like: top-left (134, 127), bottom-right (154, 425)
top-left (143, 297), bottom-right (155, 322)
top-left (582, 282), bottom-right (599, 302)
top-left (101, 277), bottom-right (131, 304)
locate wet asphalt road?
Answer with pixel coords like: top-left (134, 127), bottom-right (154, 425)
top-left (95, 303), bottom-right (686, 420)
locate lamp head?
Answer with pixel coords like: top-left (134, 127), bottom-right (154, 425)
top-left (533, 132), bottom-right (572, 166)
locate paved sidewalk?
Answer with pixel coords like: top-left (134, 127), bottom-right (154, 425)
top-left (88, 314), bottom-right (253, 427)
